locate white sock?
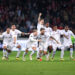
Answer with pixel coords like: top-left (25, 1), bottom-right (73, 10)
top-left (6, 51), bottom-right (9, 58)
top-left (52, 51), bottom-right (56, 58)
top-left (47, 53), bottom-right (51, 58)
top-left (61, 49), bottom-right (64, 59)
top-left (3, 49), bottom-right (7, 57)
top-left (23, 52), bottom-right (27, 58)
top-left (70, 48), bottom-right (73, 58)
top-left (16, 48), bottom-right (21, 58)
top-left (37, 50), bottom-right (40, 58)
top-left (30, 50), bottom-right (35, 56)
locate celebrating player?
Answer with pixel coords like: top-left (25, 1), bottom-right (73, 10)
top-left (49, 25), bottom-right (64, 61)
top-left (11, 24), bottom-right (25, 60)
top-left (60, 25), bottom-right (75, 60)
top-left (45, 22), bottom-right (52, 36)
top-left (37, 13), bottom-right (45, 34)
top-left (0, 27), bottom-right (13, 60)
top-left (22, 29), bottom-right (41, 61)
top-left (37, 28), bottom-right (49, 61)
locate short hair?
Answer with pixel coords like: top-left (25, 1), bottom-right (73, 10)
top-left (6, 26), bottom-right (10, 29)
top-left (40, 28), bottom-right (45, 31)
top-left (33, 29), bottom-right (37, 32)
top-left (53, 25), bottom-right (57, 27)
top-left (64, 25), bottom-right (69, 27)
top-left (11, 24), bottom-right (15, 26)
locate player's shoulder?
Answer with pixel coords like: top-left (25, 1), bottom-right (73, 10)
top-left (30, 33), bottom-right (33, 37)
top-left (47, 27), bottom-right (52, 30)
top-left (68, 30), bottom-right (73, 33)
top-left (56, 29), bottom-right (61, 33)
top-left (37, 23), bottom-right (40, 26)
top-left (2, 31), bottom-right (7, 35)
top-left (60, 29), bottom-right (64, 32)
top-left (10, 29), bottom-right (15, 33)
top-left (57, 29), bottom-right (61, 31)
top-left (50, 27), bottom-right (52, 30)
top-left (15, 29), bottom-right (19, 32)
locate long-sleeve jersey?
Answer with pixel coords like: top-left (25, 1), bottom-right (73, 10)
top-left (45, 26), bottom-right (52, 36)
top-left (28, 33), bottom-right (38, 43)
top-left (10, 29), bottom-right (22, 43)
top-left (38, 33), bottom-right (48, 43)
top-left (37, 23), bottom-right (45, 34)
top-left (62, 30), bottom-right (75, 44)
top-left (50, 30), bottom-right (63, 44)
top-left (0, 31), bottom-right (13, 43)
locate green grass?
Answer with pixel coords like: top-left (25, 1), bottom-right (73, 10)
top-left (0, 51), bottom-right (75, 75)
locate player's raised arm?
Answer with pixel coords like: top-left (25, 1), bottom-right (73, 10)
top-left (38, 13), bottom-right (42, 23)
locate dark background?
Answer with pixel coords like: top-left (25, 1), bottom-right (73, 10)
top-left (0, 0), bottom-right (75, 33)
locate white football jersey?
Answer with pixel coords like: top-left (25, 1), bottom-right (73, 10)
top-left (28, 33), bottom-right (38, 43)
top-left (10, 29), bottom-right (22, 37)
top-left (62, 30), bottom-right (75, 44)
top-left (45, 26), bottom-right (52, 36)
top-left (0, 31), bottom-right (13, 43)
top-left (10, 29), bottom-right (22, 41)
top-left (51, 30), bottom-right (63, 43)
top-left (38, 33), bottom-right (48, 43)
top-left (37, 23), bottom-right (45, 34)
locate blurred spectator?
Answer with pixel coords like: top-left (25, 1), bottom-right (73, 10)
top-left (0, 0), bottom-right (75, 33)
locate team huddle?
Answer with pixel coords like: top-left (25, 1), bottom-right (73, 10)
top-left (0, 13), bottom-right (75, 61)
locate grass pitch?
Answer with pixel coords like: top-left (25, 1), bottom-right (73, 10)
top-left (0, 51), bottom-right (75, 75)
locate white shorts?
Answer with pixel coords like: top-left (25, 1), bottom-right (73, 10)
top-left (63, 41), bottom-right (72, 48)
top-left (26, 41), bottom-right (38, 49)
top-left (52, 43), bottom-right (62, 51)
top-left (45, 41), bottom-right (53, 51)
top-left (39, 42), bottom-right (47, 51)
top-left (13, 42), bottom-right (20, 48)
top-left (3, 42), bottom-right (14, 50)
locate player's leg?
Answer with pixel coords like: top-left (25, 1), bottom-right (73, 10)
top-left (16, 45), bottom-right (21, 58)
top-left (39, 45), bottom-right (43, 58)
top-left (52, 44), bottom-right (57, 59)
top-left (39, 50), bottom-right (43, 61)
top-left (22, 48), bottom-right (28, 61)
top-left (2, 45), bottom-right (7, 60)
top-left (70, 45), bottom-right (73, 59)
top-left (60, 46), bottom-right (65, 61)
top-left (6, 43), bottom-right (13, 60)
top-left (16, 44), bottom-right (21, 60)
top-left (46, 45), bottom-right (53, 61)
top-left (43, 50), bottom-right (48, 61)
top-left (30, 47), bottom-right (36, 60)
top-left (6, 49), bottom-right (11, 60)
top-left (37, 47), bottom-right (40, 59)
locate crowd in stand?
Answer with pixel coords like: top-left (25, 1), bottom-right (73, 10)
top-left (0, 0), bottom-right (75, 33)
